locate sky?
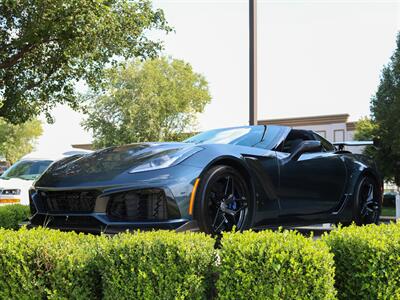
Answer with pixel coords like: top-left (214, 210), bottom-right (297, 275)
top-left (36, 0), bottom-right (400, 153)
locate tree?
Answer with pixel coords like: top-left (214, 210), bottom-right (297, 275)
top-left (0, 0), bottom-right (170, 124)
top-left (0, 119), bottom-right (42, 163)
top-left (83, 58), bottom-right (211, 148)
top-left (354, 117), bottom-right (379, 161)
top-left (355, 33), bottom-right (400, 186)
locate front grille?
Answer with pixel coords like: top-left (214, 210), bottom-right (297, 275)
top-left (41, 190), bottom-right (99, 213)
top-left (107, 189), bottom-right (168, 221)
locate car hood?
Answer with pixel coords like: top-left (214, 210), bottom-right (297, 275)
top-left (35, 142), bottom-right (195, 186)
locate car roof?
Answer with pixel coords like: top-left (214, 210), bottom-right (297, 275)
top-left (21, 149), bottom-right (93, 161)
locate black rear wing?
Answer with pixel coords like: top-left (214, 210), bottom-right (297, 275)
top-left (333, 141), bottom-right (375, 151)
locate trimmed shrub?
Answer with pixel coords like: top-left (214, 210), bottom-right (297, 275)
top-left (0, 204), bottom-right (30, 229)
top-left (99, 231), bottom-right (215, 300)
top-left (322, 223), bottom-right (400, 299)
top-left (11, 225), bottom-right (400, 299)
top-left (217, 230), bottom-right (337, 300)
top-left (0, 227), bottom-right (102, 299)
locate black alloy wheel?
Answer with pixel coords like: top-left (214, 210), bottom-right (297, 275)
top-left (194, 165), bottom-right (251, 234)
top-left (354, 176), bottom-right (381, 225)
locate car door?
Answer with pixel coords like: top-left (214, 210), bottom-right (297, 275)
top-left (277, 130), bottom-right (347, 216)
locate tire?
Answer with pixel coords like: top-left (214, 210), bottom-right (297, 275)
top-left (352, 176), bottom-right (381, 225)
top-left (194, 165), bottom-right (253, 234)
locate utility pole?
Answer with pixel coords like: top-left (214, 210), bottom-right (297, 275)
top-left (249, 0), bottom-right (258, 125)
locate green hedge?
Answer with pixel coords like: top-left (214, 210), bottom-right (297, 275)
top-left (3, 224), bottom-right (400, 299)
top-left (99, 231), bottom-right (215, 300)
top-left (0, 228), bottom-right (215, 300)
top-left (0, 227), bottom-right (101, 299)
top-left (217, 230), bottom-right (337, 300)
top-left (322, 223), bottom-right (400, 300)
top-left (0, 204), bottom-right (30, 229)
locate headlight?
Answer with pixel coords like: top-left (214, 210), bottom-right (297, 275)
top-left (129, 147), bottom-right (203, 173)
top-left (2, 189), bottom-right (21, 195)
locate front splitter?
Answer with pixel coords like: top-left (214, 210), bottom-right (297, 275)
top-left (25, 215), bottom-right (197, 235)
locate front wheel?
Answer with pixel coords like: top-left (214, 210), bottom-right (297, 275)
top-left (353, 176), bottom-right (381, 225)
top-left (194, 165), bottom-right (253, 234)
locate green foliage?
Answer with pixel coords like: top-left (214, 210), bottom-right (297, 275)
top-left (217, 230), bottom-right (337, 300)
top-left (0, 228), bottom-right (214, 300)
top-left (354, 117), bottom-right (378, 159)
top-left (0, 204), bottom-right (30, 229)
top-left (0, 118), bottom-right (42, 163)
top-left (354, 117), bottom-right (378, 141)
top-left (99, 231), bottom-right (215, 300)
top-left (322, 223), bottom-right (400, 300)
top-left (0, 0), bottom-right (171, 124)
top-left (359, 32), bottom-right (400, 185)
top-left (4, 226), bottom-right (400, 299)
top-left (0, 227), bottom-right (102, 299)
top-left (82, 57), bottom-right (211, 148)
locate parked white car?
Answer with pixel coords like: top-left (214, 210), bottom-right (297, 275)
top-left (0, 149), bottom-right (92, 206)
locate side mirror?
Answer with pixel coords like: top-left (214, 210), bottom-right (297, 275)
top-left (289, 140), bottom-right (322, 161)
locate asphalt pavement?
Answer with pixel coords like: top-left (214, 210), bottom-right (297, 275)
top-left (293, 216), bottom-right (397, 238)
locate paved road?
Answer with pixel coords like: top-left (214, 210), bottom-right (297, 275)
top-left (293, 216), bottom-right (397, 238)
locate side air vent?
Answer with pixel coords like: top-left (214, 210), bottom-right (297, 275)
top-left (107, 189), bottom-right (168, 221)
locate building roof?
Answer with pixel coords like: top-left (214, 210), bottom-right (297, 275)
top-left (259, 113), bottom-right (350, 127)
top-left (72, 114), bottom-right (358, 151)
top-left (71, 144), bottom-right (94, 151)
top-left (346, 121), bottom-right (357, 131)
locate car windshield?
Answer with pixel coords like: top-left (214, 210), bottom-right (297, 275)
top-left (184, 125), bottom-right (291, 150)
top-left (0, 160), bottom-right (53, 180)
top-left (184, 126), bottom-right (265, 146)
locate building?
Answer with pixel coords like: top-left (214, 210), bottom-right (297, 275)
top-left (71, 143), bottom-right (93, 151)
top-left (259, 113), bottom-right (356, 143)
top-left (259, 113), bottom-right (362, 153)
top-left (72, 113), bottom-right (360, 151)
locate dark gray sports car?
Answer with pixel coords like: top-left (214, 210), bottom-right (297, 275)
top-left (28, 125), bottom-right (382, 234)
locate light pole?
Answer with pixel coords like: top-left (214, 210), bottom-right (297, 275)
top-left (249, 0), bottom-right (258, 125)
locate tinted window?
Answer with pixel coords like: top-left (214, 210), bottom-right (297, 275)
top-left (313, 133), bottom-right (335, 152)
top-left (279, 129), bottom-right (316, 154)
top-left (184, 126), bottom-right (265, 146)
top-left (1, 160), bottom-right (53, 180)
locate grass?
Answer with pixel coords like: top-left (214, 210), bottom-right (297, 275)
top-left (382, 207), bottom-right (396, 217)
